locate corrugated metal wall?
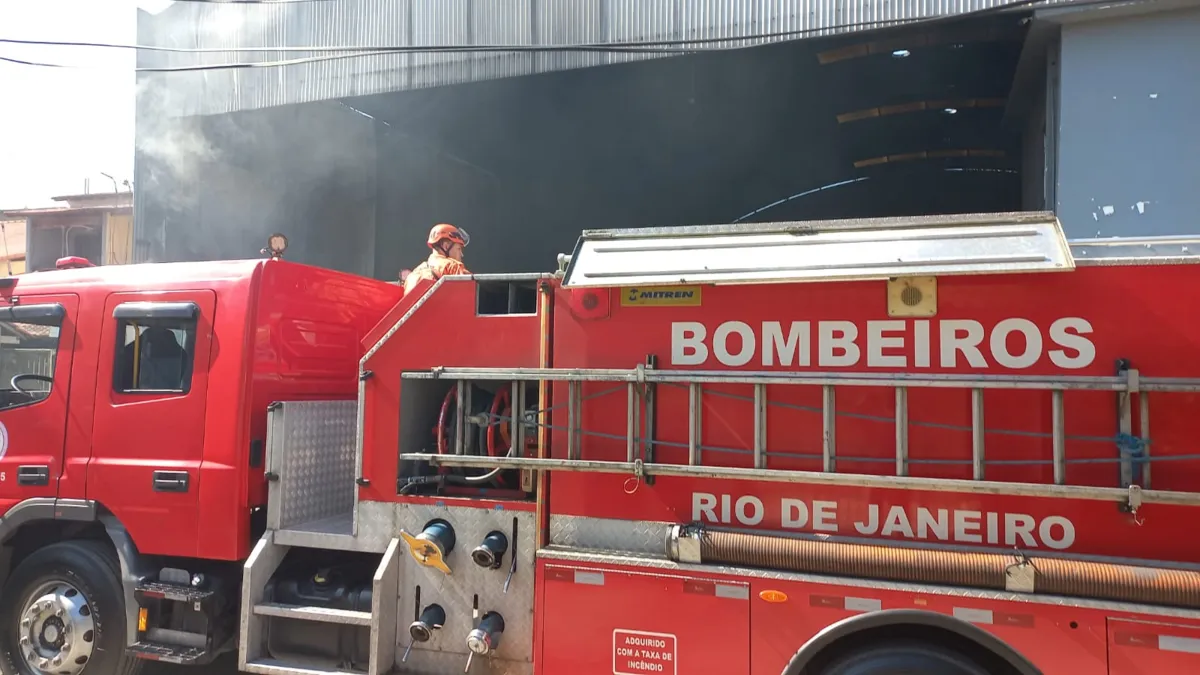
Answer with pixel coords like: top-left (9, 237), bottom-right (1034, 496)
top-left (138, 0), bottom-right (1046, 117)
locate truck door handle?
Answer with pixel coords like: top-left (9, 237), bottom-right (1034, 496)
top-left (152, 470), bottom-right (190, 493)
top-left (17, 465), bottom-right (49, 486)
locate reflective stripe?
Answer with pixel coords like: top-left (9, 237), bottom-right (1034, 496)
top-left (810, 595), bottom-right (882, 613)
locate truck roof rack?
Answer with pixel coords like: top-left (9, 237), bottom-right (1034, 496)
top-left (561, 211), bottom-right (1074, 288)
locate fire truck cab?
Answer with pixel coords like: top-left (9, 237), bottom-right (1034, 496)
top-left (0, 256), bottom-right (401, 675)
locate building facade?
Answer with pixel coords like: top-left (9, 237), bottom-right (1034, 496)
top-left (132, 0), bottom-right (1200, 275)
top-left (1, 192), bottom-right (134, 273)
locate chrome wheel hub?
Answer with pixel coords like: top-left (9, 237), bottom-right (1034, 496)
top-left (18, 581), bottom-right (96, 675)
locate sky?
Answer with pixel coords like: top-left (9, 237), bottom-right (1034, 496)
top-left (0, 1), bottom-right (172, 208)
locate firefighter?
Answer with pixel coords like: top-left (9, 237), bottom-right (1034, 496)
top-left (403, 223), bottom-right (471, 293)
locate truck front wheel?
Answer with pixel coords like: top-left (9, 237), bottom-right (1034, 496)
top-left (0, 540), bottom-right (142, 675)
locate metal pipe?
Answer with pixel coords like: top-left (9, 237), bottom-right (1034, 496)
top-left (671, 527), bottom-right (1200, 610)
top-left (396, 453), bottom-right (1200, 507)
top-left (535, 282), bottom-right (553, 550)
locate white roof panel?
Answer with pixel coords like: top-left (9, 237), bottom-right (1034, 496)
top-left (562, 212), bottom-right (1075, 288)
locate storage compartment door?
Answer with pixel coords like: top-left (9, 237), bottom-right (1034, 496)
top-left (539, 562), bottom-right (750, 675)
top-left (1108, 618), bottom-right (1200, 675)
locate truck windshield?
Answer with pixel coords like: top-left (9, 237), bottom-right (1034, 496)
top-left (0, 311), bottom-right (61, 410)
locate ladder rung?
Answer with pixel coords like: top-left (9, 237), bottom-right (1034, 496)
top-left (754, 384), bottom-right (767, 469)
top-left (455, 380), bottom-right (467, 455)
top-left (566, 381), bottom-right (583, 461)
top-left (1140, 392), bottom-right (1151, 489)
top-left (1052, 389), bottom-right (1065, 485)
top-left (511, 381), bottom-right (525, 454)
top-left (689, 383), bottom-right (702, 466)
top-left (1118, 369), bottom-right (1138, 487)
top-left (895, 386), bottom-right (908, 477)
top-left (822, 385), bottom-right (836, 473)
top-left (626, 382), bottom-right (638, 463)
top-left (971, 388), bottom-right (985, 480)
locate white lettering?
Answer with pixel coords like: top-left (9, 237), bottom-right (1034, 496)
top-left (692, 493), bottom-right (717, 523)
top-left (694, 493), bottom-right (1078, 550)
top-left (1005, 513), bottom-right (1036, 547)
top-left (880, 506), bottom-right (914, 538)
top-left (781, 499), bottom-right (808, 529)
top-left (1040, 516), bottom-right (1076, 550)
top-left (735, 496), bottom-right (764, 526)
top-left (986, 512), bottom-right (999, 545)
top-left (913, 320), bottom-right (931, 368)
top-left (672, 322), bottom-right (707, 365)
top-left (714, 321), bottom-right (755, 366)
top-left (954, 510), bottom-right (983, 543)
top-left (819, 321), bottom-right (860, 367)
top-left (915, 508), bottom-right (948, 540)
top-left (1048, 317), bottom-right (1096, 369)
top-left (940, 320), bottom-right (987, 368)
top-left (854, 504), bottom-right (879, 535)
top-left (671, 318), bottom-right (1095, 370)
top-left (762, 321), bottom-right (811, 367)
top-left (812, 501), bottom-right (838, 532)
top-left (866, 320), bottom-right (907, 367)
top-left (990, 318), bottom-right (1042, 369)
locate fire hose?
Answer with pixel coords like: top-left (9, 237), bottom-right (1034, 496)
top-left (667, 526), bottom-right (1200, 610)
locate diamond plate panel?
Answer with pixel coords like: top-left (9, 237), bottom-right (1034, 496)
top-left (550, 514), bottom-right (671, 556)
top-left (268, 401), bottom-right (359, 531)
top-left (391, 503), bottom-right (536, 674)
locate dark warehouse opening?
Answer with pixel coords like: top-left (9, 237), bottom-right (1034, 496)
top-left (141, 11), bottom-right (1044, 277)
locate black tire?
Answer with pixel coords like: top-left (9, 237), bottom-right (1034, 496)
top-left (808, 640), bottom-right (994, 675)
top-left (0, 540), bottom-right (143, 675)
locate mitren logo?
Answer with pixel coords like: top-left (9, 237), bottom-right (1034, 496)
top-left (670, 318), bottom-right (1096, 369)
top-left (693, 493), bottom-right (1077, 550)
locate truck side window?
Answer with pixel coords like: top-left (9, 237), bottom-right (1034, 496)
top-left (111, 302), bottom-right (199, 394)
top-left (0, 303), bottom-right (64, 411)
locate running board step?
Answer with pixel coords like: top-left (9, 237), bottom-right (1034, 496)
top-left (128, 640), bottom-right (214, 665)
top-left (252, 603), bottom-right (372, 626)
top-left (135, 581), bottom-right (217, 610)
top-left (242, 658), bottom-right (366, 675)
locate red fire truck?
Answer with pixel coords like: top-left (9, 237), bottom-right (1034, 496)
top-left (1, 212), bottom-right (1199, 675)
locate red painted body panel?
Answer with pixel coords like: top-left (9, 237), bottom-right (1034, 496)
top-left (538, 560), bottom-right (750, 675)
top-left (360, 278), bottom-right (542, 504)
top-left (0, 259), bottom-right (400, 560)
top-left (520, 262), bottom-right (1200, 675)
top-left (549, 264), bottom-right (1200, 563)
top-left (1107, 618), bottom-right (1200, 674)
top-left (550, 473), bottom-right (1196, 562)
top-left (536, 558), bottom-right (1200, 675)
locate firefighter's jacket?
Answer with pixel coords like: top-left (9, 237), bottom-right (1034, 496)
top-left (403, 251), bottom-right (469, 294)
